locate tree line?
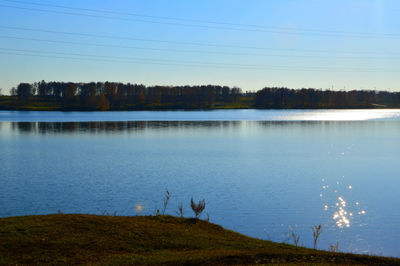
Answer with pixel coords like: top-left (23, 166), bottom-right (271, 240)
top-left (6, 81), bottom-right (400, 110)
top-left (254, 87), bottom-right (400, 108)
top-left (10, 81), bottom-right (242, 110)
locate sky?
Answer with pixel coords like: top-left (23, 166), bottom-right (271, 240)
top-left (0, 0), bottom-right (400, 93)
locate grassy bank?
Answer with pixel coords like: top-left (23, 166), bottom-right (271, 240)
top-left (0, 96), bottom-right (62, 111)
top-left (0, 214), bottom-right (398, 265)
top-left (1, 95), bottom-right (393, 111)
top-left (0, 96), bottom-right (253, 111)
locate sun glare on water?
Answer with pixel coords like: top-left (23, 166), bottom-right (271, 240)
top-left (135, 204), bottom-right (143, 212)
top-left (321, 177), bottom-right (366, 229)
top-left (284, 109), bottom-right (400, 121)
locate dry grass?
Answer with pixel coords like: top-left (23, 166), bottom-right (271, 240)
top-left (190, 197), bottom-right (206, 218)
top-left (312, 224), bottom-right (323, 249)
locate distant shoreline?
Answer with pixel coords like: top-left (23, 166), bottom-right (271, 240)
top-left (4, 83), bottom-right (400, 111)
top-left (0, 96), bottom-right (396, 112)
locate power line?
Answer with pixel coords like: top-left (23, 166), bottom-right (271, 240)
top-left (0, 47), bottom-right (398, 72)
top-left (1, 2), bottom-right (400, 39)
top-left (0, 51), bottom-right (264, 70)
top-left (0, 51), bottom-right (315, 71)
top-left (2, 0), bottom-right (400, 39)
top-left (0, 4), bottom-right (311, 35)
top-left (0, 47), bottom-right (267, 67)
top-left (1, 35), bottom-right (398, 60)
top-left (1, 25), bottom-right (398, 56)
top-left (3, 0), bottom-right (276, 29)
top-left (0, 0), bottom-right (334, 31)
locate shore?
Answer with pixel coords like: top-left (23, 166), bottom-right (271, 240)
top-left (0, 96), bottom-right (253, 111)
top-left (0, 96), bottom-right (394, 111)
top-left (0, 214), bottom-right (398, 265)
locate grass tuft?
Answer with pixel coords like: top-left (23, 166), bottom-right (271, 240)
top-left (190, 197), bottom-right (206, 218)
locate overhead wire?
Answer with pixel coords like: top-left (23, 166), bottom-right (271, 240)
top-left (0, 4), bottom-right (319, 35)
top-left (1, 25), bottom-right (399, 56)
top-left (1, 35), bottom-right (399, 60)
top-left (0, 0), bottom-right (399, 75)
top-left (1, 2), bottom-right (400, 39)
top-left (0, 47), bottom-right (398, 72)
top-left (2, 0), bottom-right (400, 39)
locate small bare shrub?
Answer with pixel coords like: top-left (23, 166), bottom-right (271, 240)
top-left (162, 189), bottom-right (170, 215)
top-left (101, 210), bottom-right (116, 216)
top-left (329, 242), bottom-right (339, 252)
top-left (176, 203), bottom-right (184, 217)
top-left (190, 197), bottom-right (206, 218)
top-left (312, 224), bottom-right (322, 249)
top-left (264, 229), bottom-right (271, 241)
top-left (289, 226), bottom-right (300, 246)
top-left (205, 213), bottom-right (210, 222)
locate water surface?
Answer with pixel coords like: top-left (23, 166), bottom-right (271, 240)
top-left (1, 109), bottom-right (400, 122)
top-left (0, 110), bottom-right (399, 257)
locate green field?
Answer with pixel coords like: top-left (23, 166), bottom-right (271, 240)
top-left (0, 214), bottom-right (398, 265)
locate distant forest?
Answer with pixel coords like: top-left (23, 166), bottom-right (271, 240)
top-left (1, 81), bottom-right (400, 110)
top-left (254, 87), bottom-right (400, 109)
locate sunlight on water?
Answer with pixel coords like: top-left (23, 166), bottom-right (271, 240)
top-left (283, 109), bottom-right (400, 121)
top-left (1, 109), bottom-right (400, 122)
top-left (333, 196), bottom-right (350, 228)
top-left (320, 176), bottom-right (366, 229)
top-left (135, 203), bottom-right (144, 214)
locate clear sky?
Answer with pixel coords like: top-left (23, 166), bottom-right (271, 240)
top-left (0, 0), bottom-right (399, 93)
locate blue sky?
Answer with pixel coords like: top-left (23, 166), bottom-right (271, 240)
top-left (0, 0), bottom-right (399, 93)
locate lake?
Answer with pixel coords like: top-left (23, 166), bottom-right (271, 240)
top-left (0, 109), bottom-right (399, 257)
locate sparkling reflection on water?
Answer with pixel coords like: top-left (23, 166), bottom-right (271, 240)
top-left (1, 109), bottom-right (400, 122)
top-left (320, 177), bottom-right (366, 229)
top-left (0, 110), bottom-right (400, 257)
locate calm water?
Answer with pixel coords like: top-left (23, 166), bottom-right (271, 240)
top-left (1, 110), bottom-right (400, 257)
